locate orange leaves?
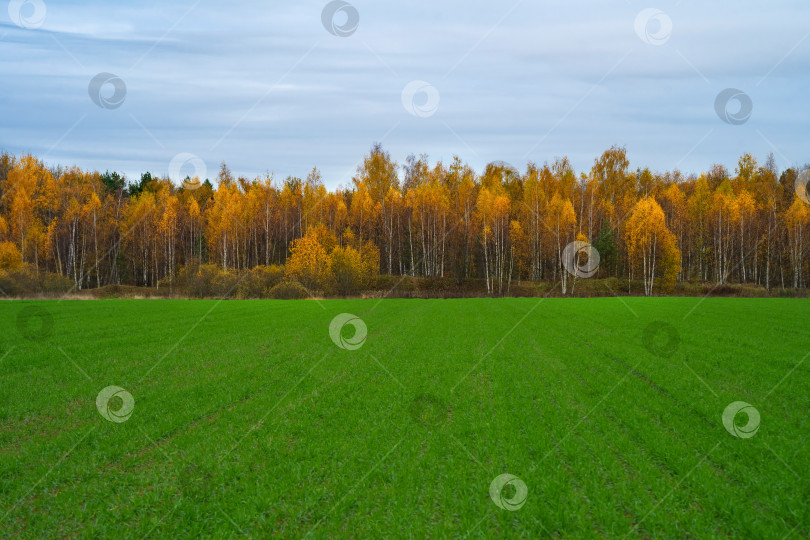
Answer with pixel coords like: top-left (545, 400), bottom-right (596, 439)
top-left (476, 187), bottom-right (514, 293)
top-left (626, 197), bottom-right (667, 255)
top-left (711, 181), bottom-right (740, 224)
top-left (3, 145), bottom-right (810, 293)
top-left (186, 196), bottom-right (201, 220)
top-left (349, 181), bottom-right (376, 243)
top-left (784, 197), bottom-right (810, 229)
top-left (626, 197), bottom-right (680, 294)
top-left (0, 241), bottom-right (22, 270)
top-left (406, 166), bottom-right (450, 278)
top-left (510, 219), bottom-right (529, 279)
top-left (737, 189), bottom-right (756, 218)
top-left (355, 143), bottom-right (399, 203)
top-left (543, 192), bottom-right (578, 293)
top-left (662, 183), bottom-right (686, 218)
top-left (323, 191), bottom-right (348, 235)
top-left (783, 198), bottom-right (810, 287)
top-left (592, 146), bottom-right (630, 206)
top-left (544, 193), bottom-right (576, 237)
top-left (285, 232), bottom-right (330, 291)
top-left (310, 223), bottom-right (337, 254)
top-left (285, 227), bottom-right (377, 294)
top-left (475, 188), bottom-right (510, 228)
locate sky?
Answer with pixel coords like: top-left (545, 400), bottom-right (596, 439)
top-left (1, 0), bottom-right (808, 188)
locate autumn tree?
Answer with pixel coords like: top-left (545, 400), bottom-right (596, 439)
top-left (355, 144), bottom-right (399, 274)
top-left (285, 229), bottom-right (331, 291)
top-left (521, 164), bottom-right (546, 280)
top-left (544, 192), bottom-right (577, 294)
top-left (784, 198), bottom-right (809, 288)
top-left (476, 186), bottom-right (511, 294)
top-left (626, 197), bottom-right (680, 295)
top-left (407, 163), bottom-right (449, 278)
top-left (0, 146), bottom-right (808, 296)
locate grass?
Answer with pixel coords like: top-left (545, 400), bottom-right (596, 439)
top-left (1, 297), bottom-right (808, 538)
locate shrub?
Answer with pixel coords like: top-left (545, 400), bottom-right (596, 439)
top-left (0, 263), bottom-right (72, 296)
top-left (329, 245), bottom-right (365, 296)
top-left (268, 280), bottom-right (309, 299)
top-left (236, 265), bottom-right (285, 299)
top-left (0, 266), bottom-right (36, 295)
top-left (40, 272), bottom-right (73, 294)
top-left (175, 263), bottom-right (238, 298)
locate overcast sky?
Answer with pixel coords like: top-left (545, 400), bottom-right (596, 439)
top-left (1, 0), bottom-right (808, 187)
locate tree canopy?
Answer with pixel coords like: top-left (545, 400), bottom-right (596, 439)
top-left (0, 146), bottom-right (807, 295)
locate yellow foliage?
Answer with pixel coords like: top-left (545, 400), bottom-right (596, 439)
top-left (285, 233), bottom-right (330, 291)
top-left (330, 245), bottom-right (365, 295)
top-left (0, 241), bottom-right (22, 270)
top-left (361, 240), bottom-right (380, 277)
top-left (309, 223), bottom-right (337, 254)
top-left (626, 197), bottom-right (680, 294)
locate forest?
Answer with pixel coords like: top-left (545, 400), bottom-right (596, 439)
top-left (0, 144), bottom-right (808, 298)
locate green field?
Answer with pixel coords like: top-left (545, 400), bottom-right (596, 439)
top-left (1, 298), bottom-right (808, 538)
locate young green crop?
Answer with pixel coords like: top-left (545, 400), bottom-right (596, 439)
top-left (1, 298), bottom-right (807, 538)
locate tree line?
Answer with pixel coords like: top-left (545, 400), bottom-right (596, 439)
top-left (0, 144), bottom-right (808, 297)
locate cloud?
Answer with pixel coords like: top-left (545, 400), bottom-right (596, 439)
top-left (1, 0), bottom-right (808, 185)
